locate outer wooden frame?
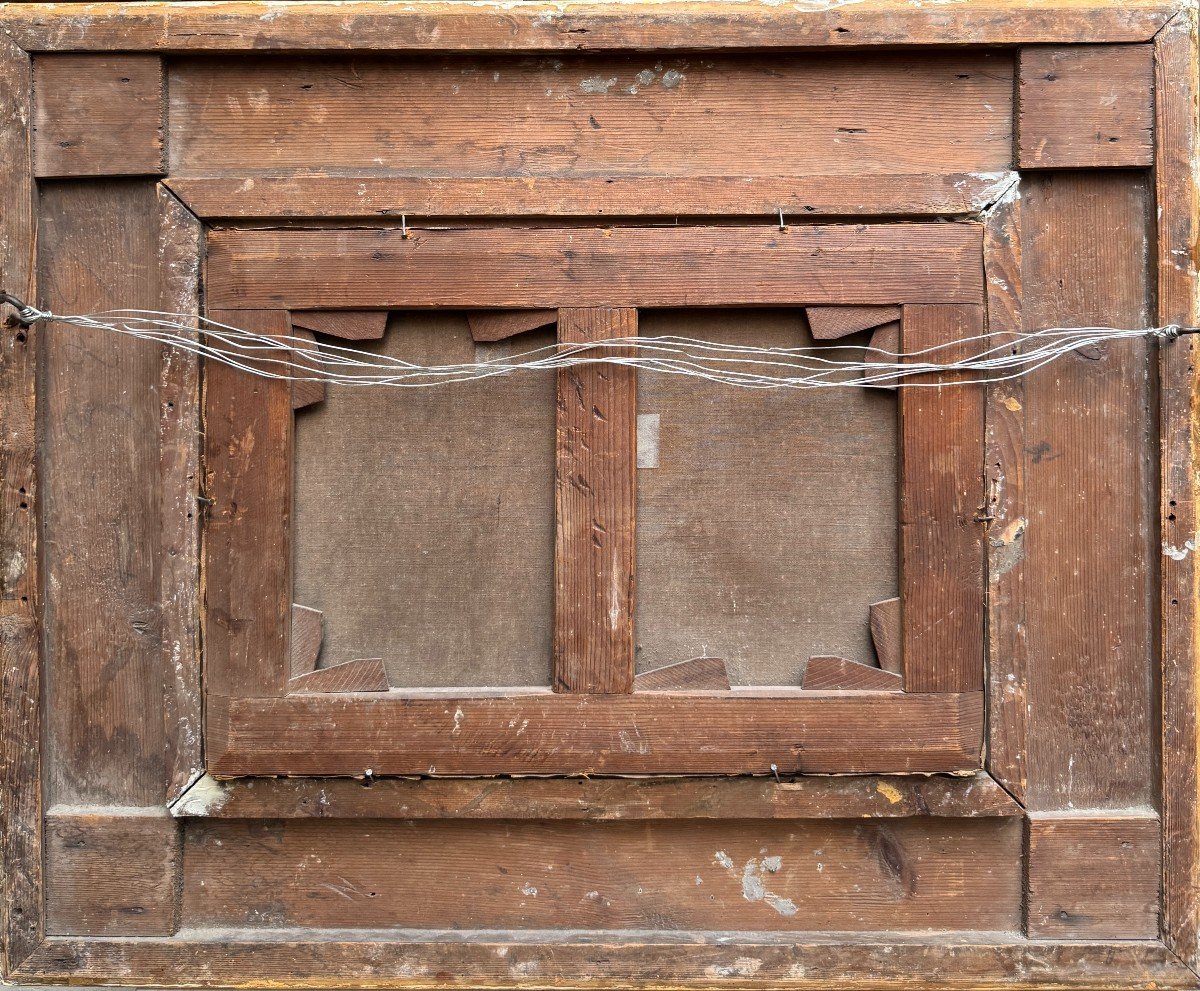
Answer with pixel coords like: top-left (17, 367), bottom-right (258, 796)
top-left (0, 2), bottom-right (1197, 989)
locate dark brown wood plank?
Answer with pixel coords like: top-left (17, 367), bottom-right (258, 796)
top-left (203, 309), bottom-right (292, 698)
top-left (807, 305), bottom-right (902, 340)
top-left (289, 309), bottom-right (387, 341)
top-left (45, 811), bottom-right (179, 937)
top-left (1020, 173), bottom-right (1154, 812)
top-left (803, 656), bottom-right (902, 692)
top-left (168, 54), bottom-right (1012, 180)
top-left (207, 691), bottom-right (983, 776)
top-left (6, 3), bottom-right (1171, 53)
top-left (0, 35), bottom-right (41, 976)
top-left (168, 172), bottom-right (1017, 220)
top-left (633, 657), bottom-right (729, 692)
top-left (468, 309), bottom-right (558, 343)
top-left (39, 181), bottom-right (167, 807)
top-left (869, 597), bottom-right (902, 674)
top-left (555, 308), bottom-right (637, 695)
top-left (156, 184), bottom-right (203, 805)
top-left (179, 817), bottom-right (1022, 933)
top-left (32, 55), bottom-right (164, 178)
top-left (1026, 812), bottom-right (1161, 939)
top-left (171, 770), bottom-right (1023, 820)
top-left (1016, 45), bottom-right (1154, 168)
top-left (288, 658), bottom-right (389, 694)
top-left (1157, 7), bottom-right (1200, 974)
top-left (899, 304), bottom-right (986, 694)
top-left (204, 224), bottom-right (986, 310)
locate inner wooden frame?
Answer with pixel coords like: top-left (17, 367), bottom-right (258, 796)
top-left (202, 223), bottom-right (986, 777)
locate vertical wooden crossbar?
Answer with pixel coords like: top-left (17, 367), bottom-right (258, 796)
top-left (553, 307), bottom-right (637, 693)
top-left (899, 304), bottom-right (986, 692)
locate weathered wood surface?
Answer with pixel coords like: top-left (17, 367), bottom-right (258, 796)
top-left (203, 309), bottom-right (292, 698)
top-left (171, 771), bottom-right (1022, 820)
top-left (634, 657), bottom-right (730, 692)
top-left (4, 1), bottom-right (1173, 53)
top-left (899, 305), bottom-right (986, 694)
top-left (1016, 45), bottom-right (1154, 168)
top-left (208, 692), bottom-right (983, 776)
top-left (555, 308), bottom-right (637, 694)
top-left (802, 657), bottom-right (903, 692)
top-left (1019, 173), bottom-right (1155, 812)
top-left (32, 54), bottom-right (165, 178)
top-left (204, 224), bottom-right (986, 310)
top-left (44, 810), bottom-right (179, 937)
top-left (168, 172), bottom-right (1017, 220)
top-left (289, 309), bottom-right (387, 341)
top-left (169, 54), bottom-right (1012, 181)
top-left (0, 35), bottom-right (39, 976)
top-left (179, 817), bottom-right (1022, 932)
top-left (1026, 812), bottom-right (1161, 939)
top-left (1156, 6), bottom-right (1200, 974)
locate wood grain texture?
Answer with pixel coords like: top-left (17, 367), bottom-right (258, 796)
top-left (869, 597), bottom-right (902, 674)
top-left (179, 817), bottom-right (1021, 933)
top-left (1016, 45), bottom-right (1154, 168)
top-left (469, 309), bottom-right (558, 343)
top-left (288, 658), bottom-right (390, 694)
top-left (289, 309), bottom-right (387, 341)
top-left (555, 308), bottom-right (637, 695)
top-left (5, 2), bottom-right (1172, 53)
top-left (0, 35), bottom-right (40, 976)
top-left (169, 53), bottom-right (1012, 180)
top-left (1019, 173), bottom-right (1154, 812)
top-left (204, 224), bottom-right (986, 310)
top-left (1026, 812), bottom-right (1161, 939)
top-left (982, 186), bottom-right (1028, 804)
top-left (899, 305), bottom-right (986, 693)
top-left (633, 657), bottom-right (730, 692)
top-left (207, 691), bottom-right (983, 776)
top-left (803, 657), bottom-right (903, 692)
top-left (289, 604), bottom-right (322, 679)
top-left (18, 933), bottom-right (1199, 990)
top-left (171, 771), bottom-right (1023, 820)
top-left (45, 810), bottom-right (179, 937)
top-left (807, 306), bottom-right (903, 340)
top-left (167, 172), bottom-right (1018, 220)
top-left (32, 54), bottom-right (164, 178)
top-left (1156, 6), bottom-right (1200, 973)
top-left (203, 309), bottom-right (292, 698)
top-left (156, 184), bottom-right (203, 805)
top-left (39, 181), bottom-right (167, 807)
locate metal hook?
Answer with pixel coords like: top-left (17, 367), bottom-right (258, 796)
top-left (777, 208), bottom-right (786, 231)
top-left (401, 215), bottom-right (409, 240)
top-left (0, 291), bottom-right (39, 327)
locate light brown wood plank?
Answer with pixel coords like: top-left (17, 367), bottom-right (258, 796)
top-left (288, 658), bottom-right (389, 694)
top-left (289, 309), bottom-right (387, 341)
top-left (468, 309), bottom-right (558, 343)
top-left (207, 691), bottom-right (983, 776)
top-left (1017, 45), bottom-right (1154, 168)
top-left (289, 605), bottom-right (322, 679)
top-left (32, 55), bottom-right (164, 178)
top-left (172, 770), bottom-right (1023, 820)
top-left (204, 223), bottom-right (986, 310)
top-left (156, 184), bottom-right (203, 805)
top-left (6, 3), bottom-right (1171, 53)
top-left (807, 305), bottom-right (902, 340)
top-left (0, 35), bottom-right (41, 976)
top-left (45, 810), bottom-right (179, 937)
top-left (1020, 173), bottom-right (1154, 811)
top-left (555, 307), bottom-right (637, 694)
top-left (168, 172), bottom-right (1018, 220)
top-left (180, 816), bottom-right (1021, 933)
top-left (169, 54), bottom-right (1012, 180)
top-left (1027, 812), bottom-right (1161, 939)
top-left (40, 181), bottom-right (167, 807)
top-left (899, 304), bottom-right (986, 693)
top-left (1157, 7), bottom-right (1200, 974)
top-left (803, 656), bottom-right (903, 692)
top-left (633, 657), bottom-right (729, 692)
top-left (203, 309), bottom-right (292, 698)
top-left (869, 597), bottom-right (902, 674)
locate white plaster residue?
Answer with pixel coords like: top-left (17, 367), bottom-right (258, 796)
top-left (520, 882), bottom-right (538, 897)
top-left (170, 774), bottom-right (230, 816)
top-left (714, 852), bottom-right (798, 917)
top-left (705, 958), bottom-right (763, 979)
top-left (714, 850), bottom-right (734, 870)
top-left (452, 705), bottom-right (465, 736)
top-left (1164, 538), bottom-right (1197, 561)
top-left (661, 69), bottom-right (686, 89)
top-left (580, 76), bottom-right (618, 94)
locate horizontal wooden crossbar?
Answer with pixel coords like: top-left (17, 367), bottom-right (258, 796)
top-left (205, 223), bottom-right (985, 310)
top-left (207, 691), bottom-right (983, 776)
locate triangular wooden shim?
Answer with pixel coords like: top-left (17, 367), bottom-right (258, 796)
top-left (290, 310), bottom-right (389, 341)
top-left (803, 655), bottom-right (903, 691)
top-left (861, 321), bottom-right (901, 390)
top-left (634, 656), bottom-right (730, 691)
top-left (289, 326), bottom-right (327, 410)
top-left (806, 305), bottom-right (903, 340)
top-left (290, 604), bottom-right (323, 678)
top-left (468, 309), bottom-right (558, 343)
top-left (289, 658), bottom-right (390, 693)
top-left (869, 597), bottom-right (903, 675)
